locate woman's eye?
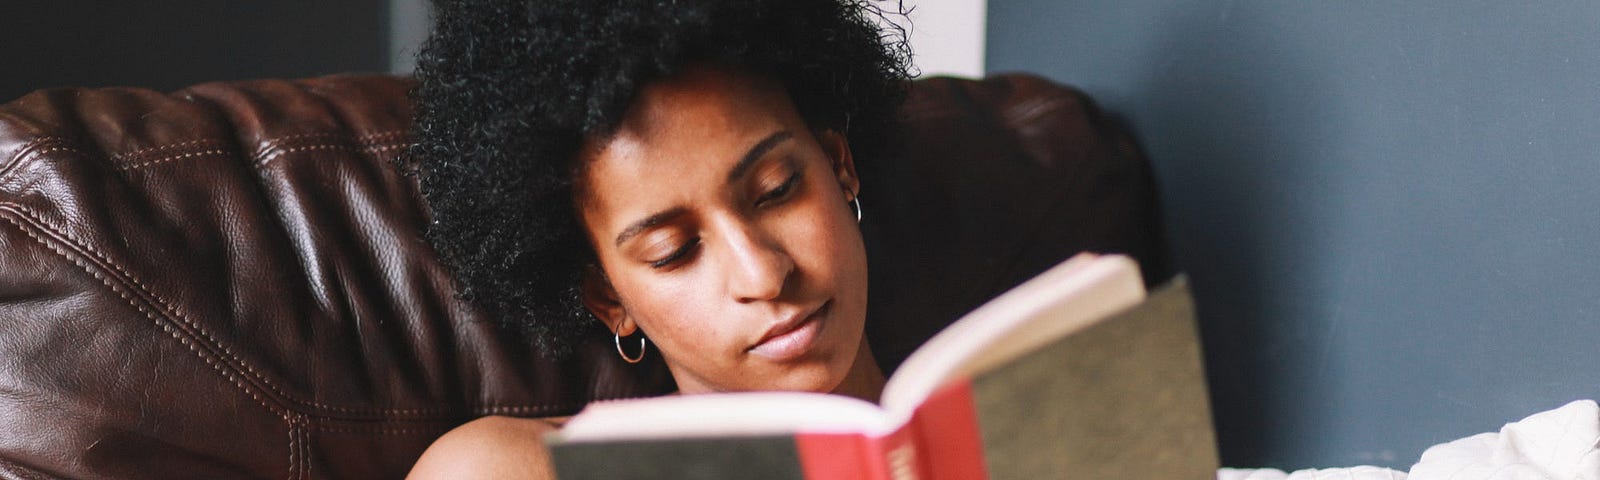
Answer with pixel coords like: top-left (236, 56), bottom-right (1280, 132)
top-left (649, 239), bottom-right (699, 269)
top-left (755, 171), bottom-right (801, 206)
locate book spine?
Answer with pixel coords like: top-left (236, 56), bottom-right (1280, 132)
top-left (551, 435), bottom-right (808, 479)
top-left (796, 427), bottom-right (923, 480)
top-left (907, 380), bottom-right (989, 480)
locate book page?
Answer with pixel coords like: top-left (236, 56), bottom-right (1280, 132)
top-left (880, 253), bottom-right (1147, 415)
top-left (970, 279), bottom-right (1218, 478)
top-left (558, 392), bottom-right (897, 442)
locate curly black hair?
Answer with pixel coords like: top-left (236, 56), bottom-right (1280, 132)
top-left (409, 0), bottom-right (912, 356)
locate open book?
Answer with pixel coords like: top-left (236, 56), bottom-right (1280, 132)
top-left (547, 253), bottom-right (1218, 480)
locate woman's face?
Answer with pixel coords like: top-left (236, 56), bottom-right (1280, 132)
top-left (575, 67), bottom-right (870, 395)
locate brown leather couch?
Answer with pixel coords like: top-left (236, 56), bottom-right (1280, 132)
top-left (0, 73), bottom-right (1168, 479)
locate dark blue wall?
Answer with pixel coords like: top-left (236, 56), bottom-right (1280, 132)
top-left (989, 0), bottom-right (1600, 470)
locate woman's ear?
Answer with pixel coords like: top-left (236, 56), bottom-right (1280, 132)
top-left (817, 129), bottom-right (861, 200)
top-left (580, 265), bottom-right (636, 336)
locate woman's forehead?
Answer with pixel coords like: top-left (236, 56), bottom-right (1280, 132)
top-left (619, 67), bottom-right (793, 142)
top-left (580, 67), bottom-right (807, 184)
top-left (574, 66), bottom-right (814, 219)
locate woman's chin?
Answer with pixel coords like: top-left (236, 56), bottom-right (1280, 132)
top-left (764, 363), bottom-right (850, 394)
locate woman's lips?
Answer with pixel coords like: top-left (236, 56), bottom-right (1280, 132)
top-left (749, 301), bottom-right (830, 361)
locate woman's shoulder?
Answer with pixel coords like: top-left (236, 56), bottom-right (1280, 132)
top-left (407, 415), bottom-right (568, 479)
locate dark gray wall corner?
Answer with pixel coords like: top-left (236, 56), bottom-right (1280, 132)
top-left (0, 1), bottom-right (390, 101)
top-left (989, 0), bottom-right (1600, 470)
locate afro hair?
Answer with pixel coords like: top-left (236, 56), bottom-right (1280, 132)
top-left (409, 0), bottom-right (912, 355)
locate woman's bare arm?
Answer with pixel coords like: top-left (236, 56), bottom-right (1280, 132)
top-left (407, 416), bottom-right (568, 479)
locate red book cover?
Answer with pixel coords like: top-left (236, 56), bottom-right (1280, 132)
top-left (548, 255), bottom-right (1218, 480)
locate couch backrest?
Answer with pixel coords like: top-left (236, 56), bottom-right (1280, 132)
top-left (0, 73), bottom-right (1166, 479)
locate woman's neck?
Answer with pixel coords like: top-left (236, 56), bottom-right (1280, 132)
top-left (831, 337), bottom-right (886, 403)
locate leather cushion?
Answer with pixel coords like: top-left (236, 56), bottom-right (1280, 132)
top-left (0, 73), bottom-right (1165, 479)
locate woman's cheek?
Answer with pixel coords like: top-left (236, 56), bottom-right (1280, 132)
top-left (636, 271), bottom-right (724, 346)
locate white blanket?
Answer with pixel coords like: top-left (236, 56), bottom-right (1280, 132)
top-left (1218, 399), bottom-right (1600, 480)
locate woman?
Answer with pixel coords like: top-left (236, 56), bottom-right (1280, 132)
top-left (406, 0), bottom-right (910, 477)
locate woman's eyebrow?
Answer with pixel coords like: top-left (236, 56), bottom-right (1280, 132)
top-left (614, 207), bottom-right (687, 247)
top-left (614, 130), bottom-right (793, 248)
top-left (724, 130), bottom-right (794, 184)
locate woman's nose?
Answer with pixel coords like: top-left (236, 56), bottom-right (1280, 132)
top-left (723, 222), bottom-right (794, 303)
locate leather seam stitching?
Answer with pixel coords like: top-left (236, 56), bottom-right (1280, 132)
top-left (8, 147), bottom-right (575, 416)
top-left (1, 142), bottom-right (594, 418)
top-left (286, 417), bottom-right (297, 480)
top-left (299, 416), bottom-right (310, 480)
top-left (117, 148), bottom-right (232, 172)
top-left (312, 425), bottom-right (455, 435)
top-left (2, 136), bottom-right (69, 181)
top-left (254, 141), bottom-right (407, 168)
top-left (262, 130), bottom-right (407, 145)
top-left (287, 420), bottom-right (294, 480)
top-left (0, 204), bottom-right (291, 419)
top-left (109, 138), bottom-right (231, 164)
top-left (252, 129), bottom-right (409, 167)
top-left (3, 141), bottom-right (85, 181)
top-left (0, 202), bottom-right (249, 359)
top-left (0, 204), bottom-right (418, 415)
top-left (0, 205), bottom-right (321, 411)
top-left (305, 416), bottom-right (316, 480)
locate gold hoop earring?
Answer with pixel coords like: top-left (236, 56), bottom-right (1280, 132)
top-left (615, 334), bottom-right (647, 363)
